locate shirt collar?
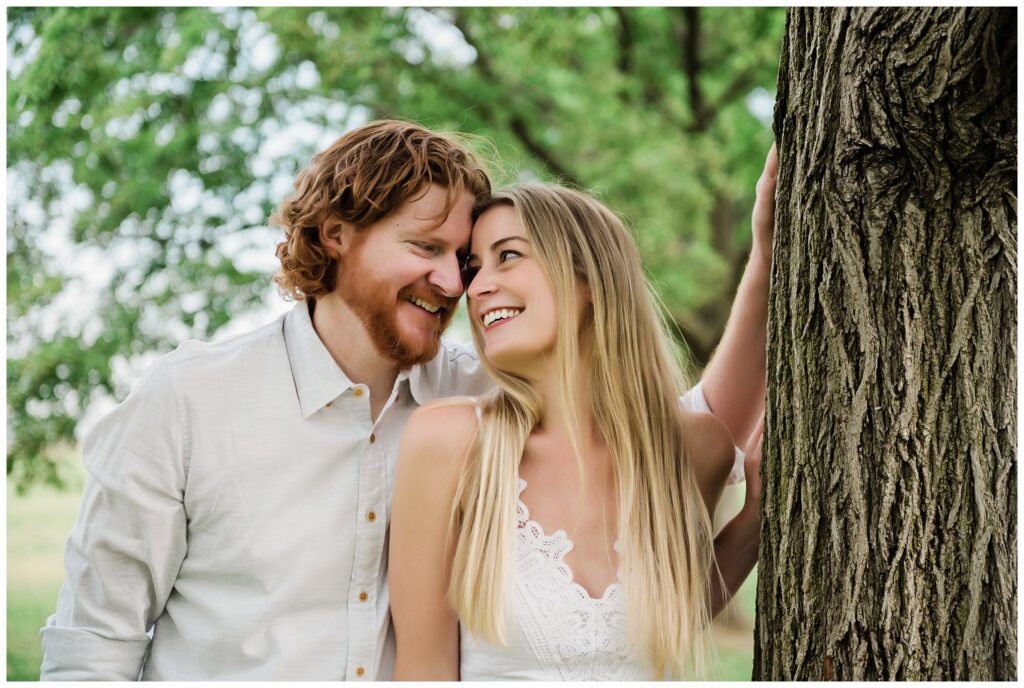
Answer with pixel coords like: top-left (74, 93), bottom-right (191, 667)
top-left (284, 300), bottom-right (357, 419)
top-left (283, 299), bottom-right (441, 417)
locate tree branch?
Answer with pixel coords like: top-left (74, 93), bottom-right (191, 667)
top-left (613, 7), bottom-right (634, 76)
top-left (506, 119), bottom-right (582, 187)
top-left (675, 7), bottom-right (708, 132)
top-left (685, 66), bottom-right (761, 133)
top-left (449, 9), bottom-right (582, 187)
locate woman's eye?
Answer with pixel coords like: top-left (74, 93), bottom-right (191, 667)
top-left (498, 249), bottom-right (521, 264)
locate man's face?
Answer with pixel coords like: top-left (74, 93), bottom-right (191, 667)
top-left (336, 184), bottom-right (475, 369)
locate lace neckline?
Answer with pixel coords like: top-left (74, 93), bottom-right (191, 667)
top-left (515, 476), bottom-right (623, 602)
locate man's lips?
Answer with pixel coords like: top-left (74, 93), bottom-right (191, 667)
top-left (402, 293), bottom-right (457, 320)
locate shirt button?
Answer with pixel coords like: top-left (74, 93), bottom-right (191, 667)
top-left (367, 511), bottom-right (376, 522)
top-left (359, 591), bottom-right (368, 602)
top-left (369, 433), bottom-right (376, 444)
top-left (353, 388), bottom-right (364, 398)
top-left (355, 667), bottom-right (365, 677)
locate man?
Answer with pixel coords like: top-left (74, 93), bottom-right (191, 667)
top-left (40, 120), bottom-right (775, 680)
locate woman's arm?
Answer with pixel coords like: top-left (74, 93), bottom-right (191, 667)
top-left (388, 402), bottom-right (478, 680)
top-left (700, 145), bottom-right (777, 447)
top-left (684, 411), bottom-right (763, 617)
top-left (708, 418), bottom-right (763, 617)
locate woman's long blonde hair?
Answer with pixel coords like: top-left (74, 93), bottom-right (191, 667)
top-left (448, 183), bottom-right (715, 678)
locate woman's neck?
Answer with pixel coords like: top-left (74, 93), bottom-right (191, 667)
top-left (531, 360), bottom-right (599, 445)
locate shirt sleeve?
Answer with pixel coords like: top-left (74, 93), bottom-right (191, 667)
top-left (680, 382), bottom-right (746, 485)
top-left (39, 359), bottom-right (189, 680)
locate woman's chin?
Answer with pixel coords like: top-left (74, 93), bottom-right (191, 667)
top-left (482, 344), bottom-right (548, 379)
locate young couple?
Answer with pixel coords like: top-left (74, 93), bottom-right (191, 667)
top-left (40, 120), bottom-right (775, 681)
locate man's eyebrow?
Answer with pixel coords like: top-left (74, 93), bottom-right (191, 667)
top-left (467, 235), bottom-right (528, 263)
top-left (405, 225), bottom-right (457, 246)
top-left (414, 224), bottom-right (445, 238)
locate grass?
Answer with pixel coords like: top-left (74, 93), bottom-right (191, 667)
top-left (7, 462), bottom-right (756, 680)
top-left (710, 571), bottom-right (757, 680)
top-left (7, 468), bottom-right (85, 681)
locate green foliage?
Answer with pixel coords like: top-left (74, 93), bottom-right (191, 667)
top-left (7, 7), bottom-right (783, 490)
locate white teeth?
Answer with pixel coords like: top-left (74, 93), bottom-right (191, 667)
top-left (482, 308), bottom-right (523, 327)
top-left (408, 297), bottom-right (440, 313)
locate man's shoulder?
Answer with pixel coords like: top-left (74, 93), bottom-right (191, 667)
top-left (137, 313), bottom-right (290, 403)
top-left (437, 337), bottom-right (480, 365)
top-left (410, 337), bottom-right (494, 402)
top-left (160, 313), bottom-right (287, 372)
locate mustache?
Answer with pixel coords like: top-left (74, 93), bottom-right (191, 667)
top-left (398, 287), bottom-right (459, 312)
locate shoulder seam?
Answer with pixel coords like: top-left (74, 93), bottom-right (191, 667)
top-left (161, 360), bottom-right (193, 486)
top-left (160, 325), bottom-right (282, 370)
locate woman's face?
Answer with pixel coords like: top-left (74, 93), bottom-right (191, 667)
top-left (465, 206), bottom-right (559, 377)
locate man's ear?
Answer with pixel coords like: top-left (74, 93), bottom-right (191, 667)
top-left (319, 218), bottom-right (352, 259)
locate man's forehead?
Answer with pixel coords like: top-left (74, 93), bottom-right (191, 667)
top-left (410, 210), bottom-right (472, 250)
top-left (409, 183), bottom-right (473, 213)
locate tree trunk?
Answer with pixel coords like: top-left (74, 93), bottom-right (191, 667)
top-left (755, 7), bottom-right (1016, 681)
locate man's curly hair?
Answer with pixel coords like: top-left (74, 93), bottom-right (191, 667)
top-left (270, 120), bottom-right (493, 300)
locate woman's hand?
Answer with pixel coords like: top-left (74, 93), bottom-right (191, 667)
top-left (751, 143), bottom-right (778, 269)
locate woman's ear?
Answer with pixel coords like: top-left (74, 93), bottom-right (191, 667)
top-left (318, 218), bottom-right (350, 259)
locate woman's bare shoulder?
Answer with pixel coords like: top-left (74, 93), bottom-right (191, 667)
top-left (400, 397), bottom-right (482, 475)
top-left (408, 397), bottom-right (481, 437)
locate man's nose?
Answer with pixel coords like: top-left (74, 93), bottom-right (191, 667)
top-left (429, 253), bottom-right (464, 297)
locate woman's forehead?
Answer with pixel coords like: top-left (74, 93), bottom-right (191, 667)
top-left (471, 205), bottom-right (519, 247)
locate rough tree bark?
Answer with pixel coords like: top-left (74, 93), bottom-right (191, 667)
top-left (754, 8), bottom-right (1016, 680)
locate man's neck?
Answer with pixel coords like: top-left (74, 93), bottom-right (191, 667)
top-left (309, 294), bottom-right (399, 410)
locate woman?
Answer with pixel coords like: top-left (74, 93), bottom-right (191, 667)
top-left (388, 183), bottom-right (764, 680)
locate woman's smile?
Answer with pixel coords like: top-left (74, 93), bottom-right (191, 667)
top-left (481, 307), bottom-right (525, 330)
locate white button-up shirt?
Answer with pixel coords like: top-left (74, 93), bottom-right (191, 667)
top-left (39, 301), bottom-right (492, 680)
top-left (39, 300), bottom-right (737, 681)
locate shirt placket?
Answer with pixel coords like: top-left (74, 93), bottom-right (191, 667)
top-left (345, 387), bottom-right (388, 680)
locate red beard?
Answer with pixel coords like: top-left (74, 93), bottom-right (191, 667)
top-left (336, 244), bottom-right (458, 370)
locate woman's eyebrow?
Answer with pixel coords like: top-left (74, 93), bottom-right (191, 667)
top-left (467, 235), bottom-right (527, 263)
top-left (490, 236), bottom-right (527, 250)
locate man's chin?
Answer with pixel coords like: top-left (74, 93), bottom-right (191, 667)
top-left (394, 329), bottom-right (443, 367)
top-left (390, 345), bottom-right (439, 371)
top-left (401, 308), bottom-right (453, 341)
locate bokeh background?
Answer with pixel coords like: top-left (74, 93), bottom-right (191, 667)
top-left (7, 7), bottom-right (784, 679)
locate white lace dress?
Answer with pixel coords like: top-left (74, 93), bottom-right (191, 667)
top-left (459, 386), bottom-right (744, 680)
top-left (459, 477), bottom-right (653, 681)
